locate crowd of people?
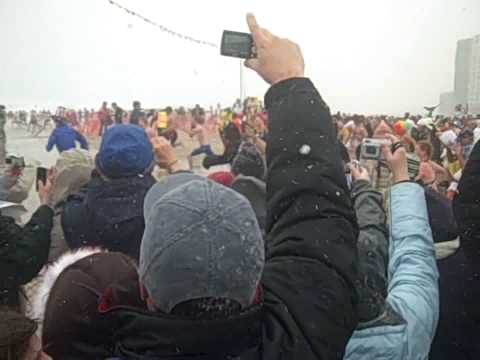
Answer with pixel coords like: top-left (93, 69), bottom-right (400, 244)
top-left (1, 13), bottom-right (480, 360)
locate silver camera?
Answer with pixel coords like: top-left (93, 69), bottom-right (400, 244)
top-left (360, 138), bottom-right (391, 160)
top-left (5, 155), bottom-right (26, 168)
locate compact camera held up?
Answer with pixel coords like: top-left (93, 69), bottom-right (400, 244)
top-left (360, 138), bottom-right (391, 161)
top-left (5, 155), bottom-right (26, 169)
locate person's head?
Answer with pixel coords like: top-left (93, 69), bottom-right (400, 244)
top-left (221, 122), bottom-right (241, 148)
top-left (49, 149), bottom-right (94, 207)
top-left (53, 116), bottom-right (66, 128)
top-left (457, 128), bottom-right (474, 146)
top-left (139, 173), bottom-right (264, 318)
top-left (373, 119), bottom-right (394, 138)
top-left (102, 101), bottom-right (108, 108)
top-left (193, 108), bottom-right (205, 125)
top-left (31, 249), bottom-right (141, 360)
top-left (231, 142), bottom-right (266, 180)
top-left (0, 105), bottom-right (5, 112)
top-left (112, 102), bottom-right (117, 109)
top-left (353, 115), bottom-right (363, 126)
top-left (96, 125), bottom-right (154, 179)
top-left (133, 101), bottom-right (141, 110)
top-left (0, 308), bottom-right (51, 360)
top-left (416, 141), bottom-right (433, 161)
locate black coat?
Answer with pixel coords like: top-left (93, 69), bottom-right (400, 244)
top-left (430, 140), bottom-right (480, 359)
top-left (0, 205), bottom-right (53, 306)
top-left (107, 78), bottom-right (359, 359)
top-left (62, 174), bottom-right (156, 260)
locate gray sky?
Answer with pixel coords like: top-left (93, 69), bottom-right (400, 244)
top-left (0, 0), bottom-right (479, 115)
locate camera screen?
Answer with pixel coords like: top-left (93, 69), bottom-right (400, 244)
top-left (223, 33), bottom-right (252, 54)
top-left (365, 145), bottom-right (377, 155)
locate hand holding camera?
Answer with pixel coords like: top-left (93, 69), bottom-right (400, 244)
top-left (221, 14), bottom-right (305, 85)
top-left (380, 134), bottom-right (410, 184)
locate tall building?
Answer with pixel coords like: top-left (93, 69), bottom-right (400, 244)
top-left (468, 35), bottom-right (480, 113)
top-left (440, 34), bottom-right (480, 115)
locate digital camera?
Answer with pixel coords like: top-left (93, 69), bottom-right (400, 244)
top-left (360, 138), bottom-right (391, 160)
top-left (5, 155), bottom-right (25, 168)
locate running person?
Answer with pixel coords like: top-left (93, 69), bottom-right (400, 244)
top-left (187, 110), bottom-right (214, 170)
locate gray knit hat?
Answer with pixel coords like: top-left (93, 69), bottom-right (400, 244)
top-left (139, 173), bottom-right (264, 313)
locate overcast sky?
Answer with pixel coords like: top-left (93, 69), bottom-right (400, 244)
top-left (0, 0), bottom-right (479, 115)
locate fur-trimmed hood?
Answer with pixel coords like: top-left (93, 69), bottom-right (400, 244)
top-left (29, 247), bottom-right (104, 336)
top-left (28, 247), bottom-right (142, 359)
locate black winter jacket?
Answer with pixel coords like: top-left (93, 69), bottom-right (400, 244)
top-left (351, 180), bottom-right (388, 323)
top-left (107, 78), bottom-right (359, 360)
top-left (430, 140), bottom-right (480, 359)
top-left (62, 174), bottom-right (156, 260)
top-left (0, 205), bottom-right (53, 306)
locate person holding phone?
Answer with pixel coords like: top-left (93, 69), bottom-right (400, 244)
top-left (0, 176), bottom-right (54, 308)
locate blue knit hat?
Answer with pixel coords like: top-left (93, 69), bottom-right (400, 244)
top-left (96, 125), bottom-right (154, 179)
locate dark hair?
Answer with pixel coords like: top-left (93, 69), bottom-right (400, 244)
top-left (171, 297), bottom-right (242, 320)
top-left (0, 308), bottom-right (37, 360)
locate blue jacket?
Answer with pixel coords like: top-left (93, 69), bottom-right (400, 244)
top-left (46, 124), bottom-right (89, 153)
top-left (345, 182), bottom-right (439, 360)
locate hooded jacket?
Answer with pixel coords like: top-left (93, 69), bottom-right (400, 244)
top-left (29, 248), bottom-right (143, 360)
top-left (48, 149), bottom-right (94, 262)
top-left (345, 182), bottom-right (439, 360)
top-left (46, 123), bottom-right (89, 153)
top-left (62, 174), bottom-right (156, 259)
top-left (0, 205), bottom-right (53, 306)
top-left (104, 78), bottom-right (359, 359)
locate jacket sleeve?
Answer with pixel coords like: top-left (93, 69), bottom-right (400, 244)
top-left (453, 140), bottom-right (480, 270)
top-left (46, 130), bottom-right (56, 152)
top-left (261, 78), bottom-right (359, 359)
top-left (75, 130), bottom-right (89, 150)
top-left (1, 205), bottom-right (54, 286)
top-left (387, 182), bottom-right (439, 354)
top-left (351, 180), bottom-right (388, 323)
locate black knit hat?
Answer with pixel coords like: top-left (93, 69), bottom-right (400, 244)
top-left (231, 142), bottom-right (266, 180)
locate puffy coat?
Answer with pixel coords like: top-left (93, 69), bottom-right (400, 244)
top-left (62, 174), bottom-right (156, 260)
top-left (0, 205), bottom-right (53, 306)
top-left (105, 78), bottom-right (359, 359)
top-left (345, 182), bottom-right (439, 359)
top-left (46, 123), bottom-right (89, 153)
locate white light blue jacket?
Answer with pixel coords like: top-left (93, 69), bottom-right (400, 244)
top-left (345, 182), bottom-right (439, 360)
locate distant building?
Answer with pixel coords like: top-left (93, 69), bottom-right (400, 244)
top-left (438, 92), bottom-right (456, 116)
top-left (440, 34), bottom-right (480, 115)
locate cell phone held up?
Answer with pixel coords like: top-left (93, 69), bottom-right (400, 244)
top-left (36, 167), bottom-right (48, 192)
top-left (220, 30), bottom-right (254, 59)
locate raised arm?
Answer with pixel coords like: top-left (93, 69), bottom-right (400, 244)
top-left (381, 142), bottom-right (439, 358)
top-left (244, 14), bottom-right (359, 358)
